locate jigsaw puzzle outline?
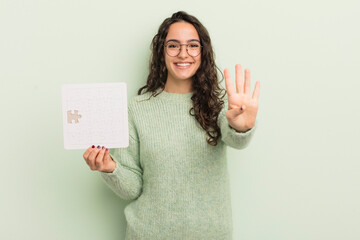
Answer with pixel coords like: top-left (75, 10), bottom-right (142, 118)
top-left (67, 110), bottom-right (82, 124)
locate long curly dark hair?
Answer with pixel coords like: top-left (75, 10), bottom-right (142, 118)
top-left (137, 11), bottom-right (227, 146)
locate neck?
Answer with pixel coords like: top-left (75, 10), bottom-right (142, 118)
top-left (164, 78), bottom-right (192, 93)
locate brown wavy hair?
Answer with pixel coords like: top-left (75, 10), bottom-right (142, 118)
top-left (137, 11), bottom-right (227, 146)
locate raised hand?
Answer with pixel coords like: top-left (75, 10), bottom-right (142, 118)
top-left (224, 64), bottom-right (260, 132)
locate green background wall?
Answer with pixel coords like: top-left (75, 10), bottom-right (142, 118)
top-left (1, 0), bottom-right (359, 239)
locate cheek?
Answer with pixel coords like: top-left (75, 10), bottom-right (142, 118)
top-left (164, 56), bottom-right (171, 70)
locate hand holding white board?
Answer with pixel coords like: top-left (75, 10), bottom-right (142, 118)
top-left (61, 82), bottom-right (128, 150)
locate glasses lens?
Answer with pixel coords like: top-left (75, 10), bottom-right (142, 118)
top-left (165, 41), bottom-right (180, 57)
top-left (187, 41), bottom-right (201, 57)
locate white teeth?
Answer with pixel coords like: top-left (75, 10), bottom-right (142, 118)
top-left (176, 63), bottom-right (191, 66)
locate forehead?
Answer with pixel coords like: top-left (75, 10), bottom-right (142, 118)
top-left (165, 22), bottom-right (200, 41)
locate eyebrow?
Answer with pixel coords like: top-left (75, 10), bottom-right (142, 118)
top-left (165, 39), bottom-right (200, 43)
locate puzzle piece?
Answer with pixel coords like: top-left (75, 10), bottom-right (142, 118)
top-left (67, 110), bottom-right (82, 124)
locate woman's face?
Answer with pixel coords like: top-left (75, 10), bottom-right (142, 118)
top-left (164, 21), bottom-right (201, 85)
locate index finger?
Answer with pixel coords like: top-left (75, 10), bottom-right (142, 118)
top-left (83, 145), bottom-right (95, 160)
top-left (224, 68), bottom-right (235, 96)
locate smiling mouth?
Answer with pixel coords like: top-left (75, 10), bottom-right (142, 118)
top-left (174, 62), bottom-right (193, 68)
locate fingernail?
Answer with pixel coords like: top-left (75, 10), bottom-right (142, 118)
top-left (102, 146), bottom-right (105, 150)
top-left (106, 148), bottom-right (109, 151)
top-left (97, 145), bottom-right (100, 149)
top-left (92, 145), bottom-right (95, 148)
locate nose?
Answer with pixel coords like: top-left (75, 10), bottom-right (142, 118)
top-left (178, 45), bottom-right (188, 58)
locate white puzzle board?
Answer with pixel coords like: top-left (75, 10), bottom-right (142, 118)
top-left (61, 82), bottom-right (128, 150)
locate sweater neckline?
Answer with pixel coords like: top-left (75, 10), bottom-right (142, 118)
top-left (155, 88), bottom-right (193, 103)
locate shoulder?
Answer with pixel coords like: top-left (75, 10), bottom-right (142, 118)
top-left (129, 92), bottom-right (153, 103)
top-left (132, 92), bottom-right (153, 102)
top-left (128, 91), bottom-right (158, 110)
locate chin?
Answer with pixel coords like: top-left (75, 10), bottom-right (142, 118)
top-left (172, 69), bottom-right (197, 80)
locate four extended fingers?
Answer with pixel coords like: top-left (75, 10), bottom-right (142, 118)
top-left (225, 64), bottom-right (260, 101)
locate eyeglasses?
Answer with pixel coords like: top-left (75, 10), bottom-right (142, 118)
top-left (164, 40), bottom-right (202, 57)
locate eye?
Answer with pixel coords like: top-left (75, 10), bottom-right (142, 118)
top-left (166, 42), bottom-right (179, 48)
top-left (189, 42), bottom-right (200, 48)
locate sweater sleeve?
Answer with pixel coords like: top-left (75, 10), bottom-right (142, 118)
top-left (218, 97), bottom-right (258, 150)
top-left (100, 106), bottom-right (143, 201)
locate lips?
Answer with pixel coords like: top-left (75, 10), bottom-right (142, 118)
top-left (174, 62), bottom-right (193, 69)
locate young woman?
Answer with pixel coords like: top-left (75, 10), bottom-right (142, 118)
top-left (83, 11), bottom-right (260, 240)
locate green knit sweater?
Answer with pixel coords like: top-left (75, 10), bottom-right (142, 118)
top-left (100, 87), bottom-right (257, 240)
